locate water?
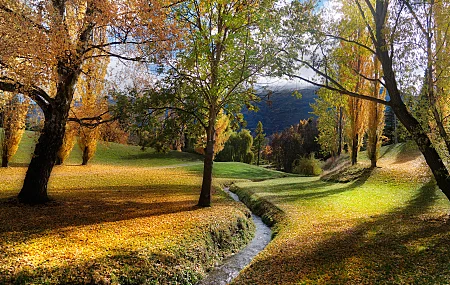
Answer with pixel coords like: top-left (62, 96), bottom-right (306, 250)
top-left (197, 188), bottom-right (272, 285)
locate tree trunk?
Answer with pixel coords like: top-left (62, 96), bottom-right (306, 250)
top-left (351, 133), bottom-right (358, 165)
top-left (2, 150), bottom-right (8, 167)
top-left (337, 106), bottom-right (343, 156)
top-left (257, 142), bottom-right (261, 166)
top-left (198, 113), bottom-right (216, 207)
top-left (18, 106), bottom-right (68, 204)
top-left (82, 146), bottom-right (89, 165)
top-left (18, 61), bottom-right (76, 204)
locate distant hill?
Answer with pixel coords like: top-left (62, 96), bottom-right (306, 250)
top-left (243, 86), bottom-right (319, 136)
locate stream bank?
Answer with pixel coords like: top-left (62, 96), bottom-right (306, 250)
top-left (197, 188), bottom-right (272, 285)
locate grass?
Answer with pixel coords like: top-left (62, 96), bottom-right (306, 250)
top-left (1, 134), bottom-right (288, 284)
top-left (186, 162), bottom-right (293, 181)
top-left (11, 130), bottom-right (203, 168)
top-left (231, 143), bottom-right (450, 284)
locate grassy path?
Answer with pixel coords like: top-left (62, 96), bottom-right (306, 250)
top-left (232, 144), bottom-right (450, 284)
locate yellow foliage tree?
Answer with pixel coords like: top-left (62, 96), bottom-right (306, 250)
top-left (56, 122), bottom-right (78, 165)
top-left (1, 93), bottom-right (29, 167)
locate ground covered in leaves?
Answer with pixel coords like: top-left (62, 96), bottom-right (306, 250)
top-left (231, 143), bottom-right (450, 284)
top-left (0, 137), bottom-right (273, 284)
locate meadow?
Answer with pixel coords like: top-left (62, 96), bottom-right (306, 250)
top-left (231, 143), bottom-right (450, 284)
top-left (0, 134), bottom-right (287, 284)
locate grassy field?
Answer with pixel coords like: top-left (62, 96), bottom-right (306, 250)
top-left (231, 143), bottom-right (450, 284)
top-left (0, 135), bottom-right (290, 284)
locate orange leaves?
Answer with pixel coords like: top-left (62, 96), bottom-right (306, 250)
top-left (0, 164), bottom-right (253, 283)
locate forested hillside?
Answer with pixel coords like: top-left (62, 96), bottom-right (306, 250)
top-left (244, 86), bottom-right (319, 135)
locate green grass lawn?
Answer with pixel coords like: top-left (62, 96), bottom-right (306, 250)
top-left (231, 144), bottom-right (450, 284)
top-left (11, 130), bottom-right (203, 167)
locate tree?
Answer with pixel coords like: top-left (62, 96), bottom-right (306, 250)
top-left (366, 57), bottom-right (386, 167)
top-left (1, 93), bottom-right (29, 167)
top-left (312, 88), bottom-right (346, 157)
top-left (56, 122), bottom-right (78, 165)
top-left (0, 0), bottom-right (178, 203)
top-left (276, 0), bottom-right (450, 200)
top-left (216, 129), bottom-right (254, 164)
top-left (254, 121), bottom-right (266, 166)
top-left (75, 53), bottom-right (109, 165)
top-left (144, 0), bottom-right (275, 206)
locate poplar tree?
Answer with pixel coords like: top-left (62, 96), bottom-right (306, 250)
top-left (1, 93), bottom-right (29, 167)
top-left (254, 121), bottom-right (266, 166)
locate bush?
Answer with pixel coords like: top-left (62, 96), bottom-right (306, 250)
top-left (292, 156), bottom-right (322, 176)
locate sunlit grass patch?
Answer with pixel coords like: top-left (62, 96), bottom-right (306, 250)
top-left (0, 165), bottom-right (254, 284)
top-left (231, 149), bottom-right (450, 284)
top-left (187, 162), bottom-right (292, 181)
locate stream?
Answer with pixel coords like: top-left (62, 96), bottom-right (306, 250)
top-left (197, 187), bottom-right (272, 285)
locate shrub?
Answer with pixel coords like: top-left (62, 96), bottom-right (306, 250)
top-left (292, 156), bottom-right (322, 176)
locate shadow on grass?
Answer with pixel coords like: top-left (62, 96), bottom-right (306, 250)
top-left (234, 182), bottom-right (450, 284)
top-left (0, 185), bottom-right (201, 234)
top-left (267, 169), bottom-right (373, 204)
top-left (394, 143), bottom-right (422, 164)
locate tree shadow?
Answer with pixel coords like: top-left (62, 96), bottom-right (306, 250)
top-left (234, 182), bottom-right (450, 284)
top-left (393, 143), bottom-right (422, 164)
top-left (0, 184), bottom-right (202, 234)
top-left (268, 169), bottom-right (373, 204)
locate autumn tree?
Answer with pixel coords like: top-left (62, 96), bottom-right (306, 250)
top-left (56, 122), bottom-right (78, 165)
top-left (0, 0), bottom-right (178, 203)
top-left (276, 0), bottom-right (450, 200)
top-left (75, 47), bottom-right (110, 165)
top-left (1, 93), bottom-right (29, 167)
top-left (253, 121), bottom-right (266, 166)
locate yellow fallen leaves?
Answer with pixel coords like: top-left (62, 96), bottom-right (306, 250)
top-left (0, 165), bottom-right (254, 284)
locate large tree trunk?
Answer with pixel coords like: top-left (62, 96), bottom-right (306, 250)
top-left (198, 114), bottom-right (216, 207)
top-left (18, 62), bottom-right (77, 204)
top-left (18, 106), bottom-right (68, 204)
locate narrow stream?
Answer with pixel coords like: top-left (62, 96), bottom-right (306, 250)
top-left (197, 187), bottom-right (272, 285)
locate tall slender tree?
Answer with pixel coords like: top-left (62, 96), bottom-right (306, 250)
top-left (254, 121), bottom-right (266, 166)
top-left (1, 93), bottom-right (29, 167)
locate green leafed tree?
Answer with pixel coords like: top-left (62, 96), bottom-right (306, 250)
top-left (142, 0), bottom-right (276, 206)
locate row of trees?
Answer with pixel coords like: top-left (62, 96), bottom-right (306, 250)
top-left (2, 0), bottom-right (450, 206)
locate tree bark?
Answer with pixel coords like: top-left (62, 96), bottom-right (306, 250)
top-left (198, 113), bottom-right (216, 207)
top-left (18, 60), bottom-right (77, 204)
top-left (2, 149), bottom-right (8, 167)
top-left (18, 106), bottom-right (68, 204)
top-left (82, 146), bottom-right (89, 165)
top-left (351, 133), bottom-right (358, 165)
